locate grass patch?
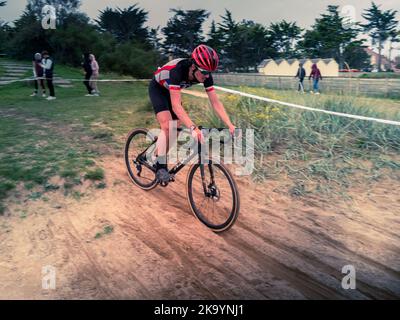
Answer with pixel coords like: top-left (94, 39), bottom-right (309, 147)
top-left (359, 72), bottom-right (400, 79)
top-left (94, 225), bottom-right (114, 239)
top-left (44, 183), bottom-right (60, 191)
top-left (60, 169), bottom-right (78, 179)
top-left (19, 211), bottom-right (27, 219)
top-left (84, 168), bottom-right (104, 181)
top-left (92, 130), bottom-right (114, 140)
top-left (96, 182), bottom-right (107, 189)
top-left (28, 192), bottom-right (42, 200)
top-left (71, 191), bottom-right (84, 201)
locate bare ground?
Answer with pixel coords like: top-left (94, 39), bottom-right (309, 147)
top-left (0, 154), bottom-right (399, 300)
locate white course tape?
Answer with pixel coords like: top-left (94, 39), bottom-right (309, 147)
top-left (0, 77), bottom-right (150, 84)
top-left (214, 86), bottom-right (400, 127)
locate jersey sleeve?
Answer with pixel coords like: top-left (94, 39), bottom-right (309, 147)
top-left (203, 74), bottom-right (214, 92)
top-left (168, 66), bottom-right (183, 91)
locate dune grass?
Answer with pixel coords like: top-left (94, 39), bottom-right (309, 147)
top-left (184, 86), bottom-right (400, 197)
top-left (359, 72), bottom-right (400, 79)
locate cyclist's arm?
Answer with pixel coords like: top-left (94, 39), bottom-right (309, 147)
top-left (170, 89), bottom-right (195, 128)
top-left (207, 89), bottom-right (235, 131)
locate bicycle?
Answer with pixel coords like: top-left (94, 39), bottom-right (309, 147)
top-left (124, 127), bottom-right (240, 232)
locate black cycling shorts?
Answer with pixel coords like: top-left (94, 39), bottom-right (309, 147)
top-left (148, 78), bottom-right (178, 120)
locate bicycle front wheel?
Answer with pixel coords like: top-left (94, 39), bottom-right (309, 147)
top-left (186, 161), bottom-right (240, 232)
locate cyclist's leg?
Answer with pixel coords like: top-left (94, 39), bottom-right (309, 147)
top-left (155, 110), bottom-right (173, 165)
top-left (149, 79), bottom-right (176, 182)
top-left (154, 111), bottom-right (173, 183)
top-left (155, 113), bottom-right (181, 164)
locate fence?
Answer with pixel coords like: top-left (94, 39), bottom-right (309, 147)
top-left (213, 73), bottom-right (400, 98)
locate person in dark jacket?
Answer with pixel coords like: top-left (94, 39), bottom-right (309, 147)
top-left (295, 62), bottom-right (306, 93)
top-left (82, 53), bottom-right (93, 96)
top-left (40, 51), bottom-right (56, 100)
top-left (309, 63), bottom-right (322, 94)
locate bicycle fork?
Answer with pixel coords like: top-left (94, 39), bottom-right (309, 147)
top-left (198, 140), bottom-right (218, 199)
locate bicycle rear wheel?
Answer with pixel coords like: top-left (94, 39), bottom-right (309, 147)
top-left (186, 161), bottom-right (240, 232)
top-left (124, 128), bottom-right (158, 190)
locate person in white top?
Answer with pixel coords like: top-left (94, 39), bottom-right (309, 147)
top-left (40, 51), bottom-right (56, 100)
top-left (30, 53), bottom-right (46, 97)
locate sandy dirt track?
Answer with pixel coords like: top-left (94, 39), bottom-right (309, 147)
top-left (0, 153), bottom-right (399, 300)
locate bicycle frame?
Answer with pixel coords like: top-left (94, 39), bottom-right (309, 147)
top-left (137, 137), bottom-right (208, 176)
top-left (135, 127), bottom-right (229, 188)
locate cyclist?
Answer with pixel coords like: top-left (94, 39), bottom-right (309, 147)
top-left (149, 44), bottom-right (236, 183)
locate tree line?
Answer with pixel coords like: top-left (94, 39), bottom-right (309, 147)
top-left (0, 0), bottom-right (399, 77)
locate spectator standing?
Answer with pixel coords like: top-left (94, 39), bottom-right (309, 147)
top-left (295, 62), bottom-right (306, 93)
top-left (309, 63), bottom-right (322, 94)
top-left (30, 53), bottom-right (46, 97)
top-left (89, 54), bottom-right (100, 96)
top-left (82, 53), bottom-right (93, 96)
top-left (41, 51), bottom-right (56, 100)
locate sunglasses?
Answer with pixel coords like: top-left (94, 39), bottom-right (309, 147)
top-left (196, 67), bottom-right (211, 76)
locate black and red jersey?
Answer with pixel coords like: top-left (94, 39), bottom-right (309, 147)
top-left (154, 58), bottom-right (214, 93)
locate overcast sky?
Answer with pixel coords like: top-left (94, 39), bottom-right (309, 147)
top-left (1, 0), bottom-right (400, 55)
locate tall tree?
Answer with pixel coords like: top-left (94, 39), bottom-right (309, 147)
top-left (362, 2), bottom-right (398, 71)
top-left (8, 10), bottom-right (49, 58)
top-left (96, 5), bottom-right (149, 43)
top-left (216, 10), bottom-right (240, 70)
top-left (216, 10), bottom-right (275, 71)
top-left (237, 20), bottom-right (274, 71)
top-left (162, 9), bottom-right (210, 57)
top-left (387, 30), bottom-right (400, 70)
top-left (342, 44), bottom-right (371, 70)
top-left (269, 20), bottom-right (303, 58)
top-left (298, 5), bottom-right (363, 69)
top-left (0, 1), bottom-right (9, 53)
top-left (206, 21), bottom-right (223, 51)
top-left (148, 27), bottom-right (162, 51)
top-left (9, 1), bottom-right (100, 64)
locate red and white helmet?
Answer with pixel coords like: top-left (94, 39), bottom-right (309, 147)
top-left (191, 45), bottom-right (219, 72)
